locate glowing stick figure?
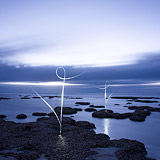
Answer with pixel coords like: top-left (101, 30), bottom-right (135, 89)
top-left (56, 67), bottom-right (84, 133)
top-left (31, 67), bottom-right (84, 134)
top-left (96, 81), bottom-right (113, 109)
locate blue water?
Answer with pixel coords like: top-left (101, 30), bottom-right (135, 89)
top-left (0, 85), bottom-right (160, 159)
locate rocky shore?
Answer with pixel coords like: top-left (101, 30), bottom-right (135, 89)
top-left (0, 117), bottom-right (155, 160)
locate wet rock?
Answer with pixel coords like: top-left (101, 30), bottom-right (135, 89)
top-left (128, 106), bottom-right (151, 110)
top-left (85, 108), bottom-right (97, 112)
top-left (32, 96), bottom-right (41, 99)
top-left (74, 108), bottom-right (83, 111)
top-left (36, 117), bottom-right (50, 121)
top-left (89, 105), bottom-right (105, 108)
top-left (48, 107), bottom-right (77, 116)
top-left (92, 109), bottom-right (114, 118)
top-left (0, 117), bottom-right (153, 160)
top-left (127, 102), bottom-right (132, 104)
top-left (94, 134), bottom-right (110, 147)
top-left (21, 96), bottom-right (30, 99)
top-left (147, 108), bottom-right (160, 112)
top-left (75, 102), bottom-right (90, 105)
top-left (55, 107), bottom-right (77, 115)
top-left (32, 112), bottom-right (47, 116)
top-left (75, 121), bottom-right (96, 129)
top-left (115, 104), bottom-right (120, 106)
top-left (110, 138), bottom-right (147, 160)
top-left (0, 115), bottom-right (6, 119)
top-left (0, 97), bottom-right (11, 100)
top-left (134, 100), bottom-right (158, 103)
top-left (129, 114), bottom-right (145, 122)
top-left (113, 113), bottom-right (132, 119)
top-left (16, 114), bottom-right (27, 119)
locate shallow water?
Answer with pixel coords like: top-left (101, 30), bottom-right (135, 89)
top-left (0, 86), bottom-right (160, 159)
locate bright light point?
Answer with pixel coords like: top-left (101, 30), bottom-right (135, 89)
top-left (0, 81), bottom-right (83, 86)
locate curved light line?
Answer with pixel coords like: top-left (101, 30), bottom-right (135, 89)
top-left (95, 81), bottom-right (110, 90)
top-left (56, 67), bottom-right (85, 80)
top-left (30, 87), bottom-right (61, 130)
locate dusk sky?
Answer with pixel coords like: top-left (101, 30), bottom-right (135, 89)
top-left (0, 0), bottom-right (160, 85)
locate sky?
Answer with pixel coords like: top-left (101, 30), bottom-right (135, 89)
top-left (0, 0), bottom-right (160, 86)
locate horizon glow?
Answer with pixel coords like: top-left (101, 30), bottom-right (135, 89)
top-left (0, 81), bottom-right (83, 86)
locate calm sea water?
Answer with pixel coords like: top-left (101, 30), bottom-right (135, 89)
top-left (0, 85), bottom-right (160, 159)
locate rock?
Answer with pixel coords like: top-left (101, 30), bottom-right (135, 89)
top-left (113, 113), bottom-right (132, 119)
top-left (110, 138), bottom-right (147, 160)
top-left (115, 104), bottom-right (120, 106)
top-left (75, 121), bottom-right (96, 129)
top-left (127, 102), bottom-right (132, 104)
top-left (94, 134), bottom-right (110, 147)
top-left (32, 112), bottom-right (47, 116)
top-left (74, 108), bottom-right (83, 111)
top-left (32, 96), bottom-right (41, 99)
top-left (92, 109), bottom-right (114, 118)
top-left (36, 117), bottom-right (50, 121)
top-left (0, 115), bottom-right (6, 119)
top-left (0, 117), bottom-right (153, 160)
top-left (16, 114), bottom-right (27, 119)
top-left (21, 97), bottom-right (30, 99)
top-left (89, 105), bottom-right (105, 108)
top-left (48, 107), bottom-right (77, 116)
top-left (129, 115), bottom-right (145, 122)
top-left (85, 108), bottom-right (97, 112)
top-left (147, 108), bottom-right (160, 112)
top-left (75, 102), bottom-right (90, 105)
top-left (0, 97), bottom-right (10, 100)
top-left (134, 100), bottom-right (158, 103)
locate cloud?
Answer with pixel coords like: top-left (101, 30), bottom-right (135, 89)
top-left (0, 53), bottom-right (160, 85)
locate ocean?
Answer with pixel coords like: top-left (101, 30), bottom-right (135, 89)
top-left (0, 84), bottom-right (160, 159)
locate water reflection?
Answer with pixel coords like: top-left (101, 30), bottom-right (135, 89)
top-left (103, 119), bottom-right (110, 136)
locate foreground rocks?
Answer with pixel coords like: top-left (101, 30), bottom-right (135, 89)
top-left (0, 118), bottom-right (152, 160)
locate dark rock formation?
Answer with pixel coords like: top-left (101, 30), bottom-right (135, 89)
top-left (16, 114), bottom-right (27, 119)
top-left (75, 102), bottom-right (90, 105)
top-left (32, 112), bottom-right (47, 116)
top-left (0, 97), bottom-right (11, 100)
top-left (32, 96), bottom-right (41, 99)
top-left (0, 118), bottom-right (152, 160)
top-left (85, 108), bottom-right (97, 112)
top-left (48, 107), bottom-right (77, 116)
top-left (74, 108), bottom-right (83, 111)
top-left (89, 105), bottom-right (105, 108)
top-left (115, 104), bottom-right (120, 106)
top-left (134, 100), bottom-right (158, 103)
top-left (75, 121), bottom-right (96, 129)
top-left (21, 97), bottom-right (30, 99)
top-left (92, 109), bottom-right (114, 118)
top-left (110, 138), bottom-right (148, 160)
top-left (128, 106), bottom-right (160, 112)
top-left (0, 115), bottom-right (6, 119)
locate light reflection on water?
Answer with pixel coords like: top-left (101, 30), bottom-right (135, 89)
top-left (103, 119), bottom-right (110, 136)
